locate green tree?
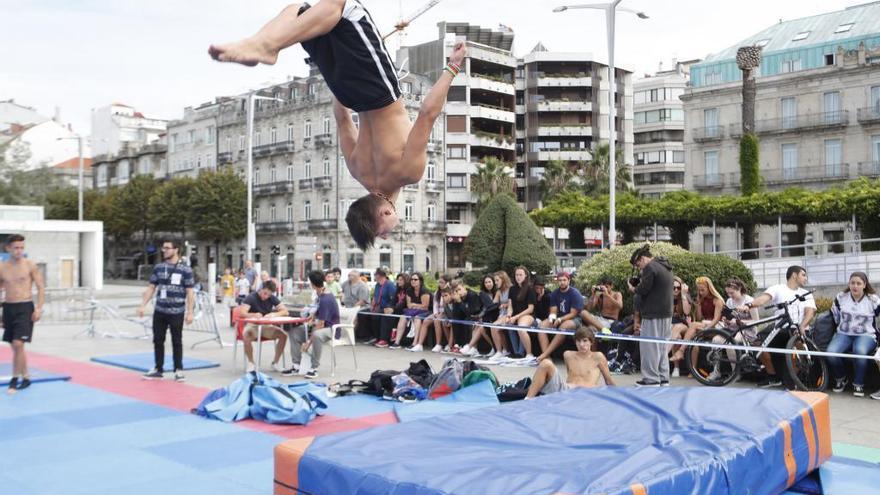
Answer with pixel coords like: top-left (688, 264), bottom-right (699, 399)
top-left (580, 142), bottom-right (631, 195)
top-left (115, 175), bottom-right (159, 264)
top-left (0, 141), bottom-right (61, 206)
top-left (470, 156), bottom-right (515, 212)
top-left (538, 159), bottom-right (576, 204)
top-left (465, 194), bottom-right (556, 275)
top-left (150, 176), bottom-right (197, 242)
top-left (45, 188), bottom-right (101, 220)
top-left (191, 170), bottom-right (247, 261)
top-left (739, 133), bottom-right (761, 259)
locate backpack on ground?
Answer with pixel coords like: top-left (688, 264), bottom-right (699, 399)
top-left (364, 369), bottom-right (401, 397)
top-left (496, 377), bottom-right (532, 402)
top-left (405, 359), bottom-right (435, 388)
top-left (427, 359), bottom-right (464, 399)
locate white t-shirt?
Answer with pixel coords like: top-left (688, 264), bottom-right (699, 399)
top-left (763, 284), bottom-right (816, 326)
top-left (236, 277), bottom-right (251, 297)
top-left (832, 292), bottom-right (880, 338)
top-left (726, 294), bottom-right (755, 321)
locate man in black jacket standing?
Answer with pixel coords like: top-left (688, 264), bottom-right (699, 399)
top-left (628, 245), bottom-right (674, 387)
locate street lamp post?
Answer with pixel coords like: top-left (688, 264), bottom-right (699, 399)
top-left (57, 135), bottom-right (86, 221)
top-left (553, 2), bottom-right (647, 246)
top-left (245, 92), bottom-right (285, 261)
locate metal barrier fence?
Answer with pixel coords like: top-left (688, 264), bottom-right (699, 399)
top-left (187, 291), bottom-right (224, 349)
top-left (41, 288), bottom-right (95, 323)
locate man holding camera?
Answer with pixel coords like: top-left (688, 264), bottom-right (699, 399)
top-left (628, 245), bottom-right (674, 387)
top-left (584, 276), bottom-right (623, 332)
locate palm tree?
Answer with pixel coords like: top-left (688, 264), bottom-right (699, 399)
top-left (538, 159), bottom-right (576, 204)
top-left (470, 156), bottom-right (515, 211)
top-left (580, 142), bottom-right (632, 195)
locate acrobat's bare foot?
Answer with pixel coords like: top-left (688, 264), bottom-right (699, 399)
top-left (208, 38), bottom-right (278, 66)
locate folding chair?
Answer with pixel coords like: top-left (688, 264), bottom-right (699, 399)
top-left (231, 307), bottom-right (287, 371)
top-left (329, 308), bottom-right (360, 377)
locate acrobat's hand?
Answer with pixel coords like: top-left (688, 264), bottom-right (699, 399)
top-left (449, 42), bottom-right (467, 66)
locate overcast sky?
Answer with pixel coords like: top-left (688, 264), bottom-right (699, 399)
top-left (1, 0), bottom-right (860, 137)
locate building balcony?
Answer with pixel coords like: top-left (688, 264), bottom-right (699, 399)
top-left (469, 104), bottom-right (515, 123)
top-left (256, 221), bottom-right (297, 233)
top-left (446, 188), bottom-right (473, 204)
top-left (692, 125), bottom-right (725, 142)
top-left (298, 176), bottom-right (332, 191)
top-left (529, 100), bottom-right (592, 112)
top-left (217, 151), bottom-right (233, 164)
top-left (254, 180), bottom-right (295, 196)
top-left (424, 179), bottom-right (442, 193)
top-left (253, 144), bottom-right (273, 157)
top-left (528, 150), bottom-right (592, 162)
top-left (268, 141), bottom-right (295, 155)
top-left (446, 222), bottom-right (472, 238)
top-left (859, 161), bottom-right (880, 177)
top-left (426, 140), bottom-right (443, 154)
top-left (534, 72), bottom-right (591, 87)
top-left (300, 219), bottom-right (338, 232)
top-left (762, 164), bottom-right (851, 185)
top-left (468, 74), bottom-right (515, 95)
top-left (470, 133), bottom-right (515, 150)
top-left (422, 220), bottom-right (447, 232)
top-left (535, 125), bottom-right (592, 137)
top-left (857, 107), bottom-right (880, 125)
top-left (692, 174), bottom-right (727, 190)
top-left (755, 111), bottom-right (849, 135)
top-left (314, 134), bottom-right (333, 148)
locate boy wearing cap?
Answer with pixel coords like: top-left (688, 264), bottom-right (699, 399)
top-left (536, 272), bottom-right (586, 361)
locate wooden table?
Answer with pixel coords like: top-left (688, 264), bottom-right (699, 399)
top-left (240, 316), bottom-right (307, 370)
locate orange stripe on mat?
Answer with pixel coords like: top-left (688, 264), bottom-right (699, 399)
top-left (790, 392), bottom-right (833, 464)
top-left (630, 482), bottom-right (647, 495)
top-left (779, 420), bottom-right (797, 487)
top-left (274, 437), bottom-right (314, 495)
top-left (800, 408), bottom-right (817, 471)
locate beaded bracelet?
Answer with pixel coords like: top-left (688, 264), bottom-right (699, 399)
top-left (443, 62), bottom-right (461, 77)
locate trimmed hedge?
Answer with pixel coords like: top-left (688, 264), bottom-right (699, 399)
top-left (465, 194), bottom-right (557, 276)
top-left (574, 242), bottom-right (756, 314)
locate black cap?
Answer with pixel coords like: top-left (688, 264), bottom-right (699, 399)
top-left (630, 244), bottom-right (652, 265)
top-left (533, 275), bottom-right (546, 287)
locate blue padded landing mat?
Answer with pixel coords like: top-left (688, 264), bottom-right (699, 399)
top-left (90, 353), bottom-right (219, 372)
top-left (394, 379), bottom-right (499, 423)
top-left (819, 455), bottom-right (880, 493)
top-left (0, 364), bottom-right (70, 386)
top-left (275, 387), bottom-right (832, 495)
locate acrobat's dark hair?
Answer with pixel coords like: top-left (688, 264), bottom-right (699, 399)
top-left (346, 194), bottom-right (385, 251)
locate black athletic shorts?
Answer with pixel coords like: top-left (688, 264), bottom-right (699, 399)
top-left (2, 301), bottom-right (35, 343)
top-left (299, 0), bottom-right (402, 112)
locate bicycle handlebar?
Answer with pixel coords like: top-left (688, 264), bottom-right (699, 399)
top-left (763, 289), bottom-right (815, 311)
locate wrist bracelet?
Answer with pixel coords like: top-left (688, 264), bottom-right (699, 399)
top-left (444, 62), bottom-right (461, 77)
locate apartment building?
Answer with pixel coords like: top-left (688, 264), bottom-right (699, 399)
top-left (682, 2), bottom-right (880, 254)
top-left (166, 102), bottom-right (221, 178)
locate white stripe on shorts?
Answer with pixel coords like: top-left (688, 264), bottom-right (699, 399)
top-left (343, 1), bottom-right (397, 102)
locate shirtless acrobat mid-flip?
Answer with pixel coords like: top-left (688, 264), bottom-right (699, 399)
top-left (210, 0), bottom-right (467, 250)
top-left (0, 234), bottom-right (45, 394)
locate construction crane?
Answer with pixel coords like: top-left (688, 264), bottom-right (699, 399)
top-left (382, 0), bottom-right (444, 40)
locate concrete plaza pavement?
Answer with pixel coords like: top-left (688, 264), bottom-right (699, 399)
top-left (19, 284), bottom-right (880, 451)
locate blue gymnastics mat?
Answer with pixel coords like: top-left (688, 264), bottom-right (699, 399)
top-left (90, 353), bottom-right (219, 372)
top-left (0, 364), bottom-right (70, 386)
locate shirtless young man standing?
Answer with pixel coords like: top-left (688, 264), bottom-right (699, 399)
top-left (0, 234), bottom-right (45, 394)
top-left (209, 0), bottom-right (467, 250)
top-left (526, 327), bottom-right (615, 398)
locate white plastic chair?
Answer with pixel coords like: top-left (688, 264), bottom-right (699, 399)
top-left (330, 307), bottom-right (360, 377)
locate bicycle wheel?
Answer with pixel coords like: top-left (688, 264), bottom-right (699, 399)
top-left (685, 329), bottom-right (741, 387)
top-left (785, 334), bottom-right (828, 392)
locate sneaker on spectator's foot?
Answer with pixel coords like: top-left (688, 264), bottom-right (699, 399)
top-left (173, 371), bottom-right (186, 382)
top-left (142, 368), bottom-right (163, 380)
top-left (246, 362), bottom-right (256, 373)
top-left (442, 345), bottom-right (452, 354)
top-left (389, 342), bottom-right (401, 350)
top-left (408, 344), bottom-right (424, 352)
top-left (431, 344), bottom-right (443, 353)
top-left (304, 369), bottom-right (318, 379)
top-left (833, 377), bottom-right (847, 393)
top-left (501, 350), bottom-right (511, 358)
top-left (854, 384), bottom-right (865, 397)
top-left (635, 379), bottom-right (661, 387)
top-left (671, 367), bottom-right (681, 378)
top-left (660, 379), bottom-right (670, 387)
top-left (870, 390), bottom-right (880, 400)
top-left (461, 345), bottom-right (472, 355)
top-left (707, 369), bottom-right (722, 382)
top-left (758, 375), bottom-right (782, 388)
top-left (375, 340), bottom-right (389, 348)
top-left (271, 361), bottom-right (285, 373)
top-left (281, 365), bottom-right (300, 377)
top-left (489, 352), bottom-right (505, 362)
top-left (364, 338), bottom-right (377, 345)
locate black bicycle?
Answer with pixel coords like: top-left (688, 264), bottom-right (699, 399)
top-left (685, 290), bottom-right (828, 391)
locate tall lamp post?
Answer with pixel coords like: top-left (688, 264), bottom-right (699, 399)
top-left (553, 2), bottom-right (647, 246)
top-left (57, 135), bottom-right (86, 221)
top-left (245, 92), bottom-right (285, 261)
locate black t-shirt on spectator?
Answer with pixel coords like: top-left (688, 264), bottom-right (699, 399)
top-left (407, 286), bottom-right (433, 309)
top-left (534, 293), bottom-right (552, 320)
top-left (508, 284), bottom-right (537, 315)
top-left (243, 292), bottom-right (280, 315)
